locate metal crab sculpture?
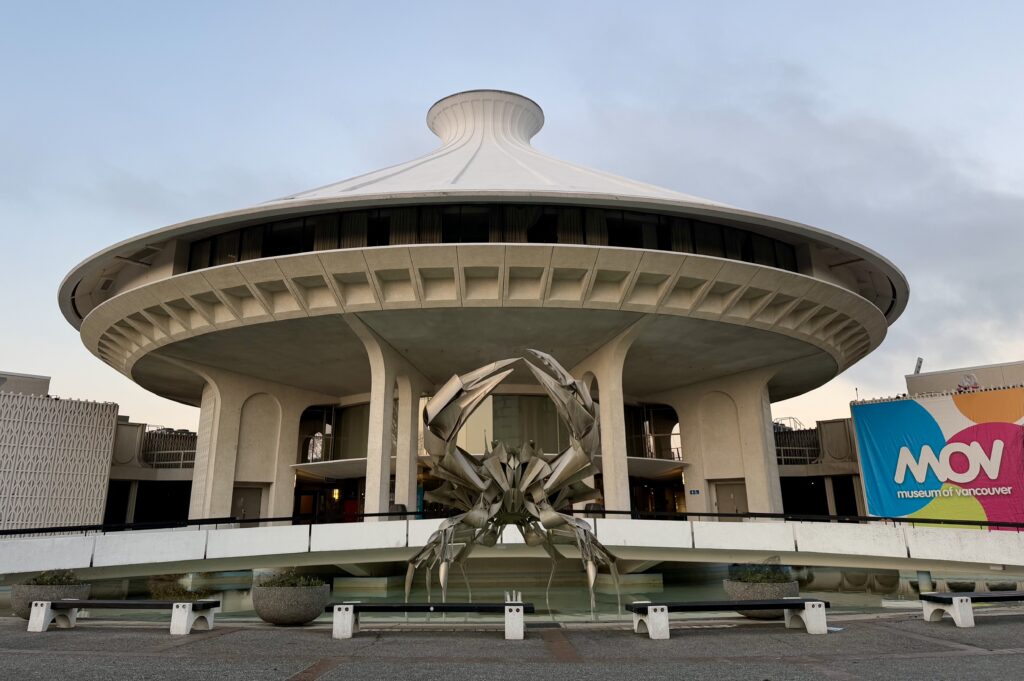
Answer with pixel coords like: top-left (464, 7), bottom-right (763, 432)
top-left (405, 349), bottom-right (619, 614)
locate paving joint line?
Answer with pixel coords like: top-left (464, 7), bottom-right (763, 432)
top-left (286, 656), bottom-right (348, 681)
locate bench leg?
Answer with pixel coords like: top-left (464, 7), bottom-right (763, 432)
top-left (505, 604), bottom-right (525, 640)
top-left (784, 602), bottom-right (828, 635)
top-left (28, 602), bottom-right (77, 632)
top-left (632, 600), bottom-right (650, 633)
top-left (634, 605), bottom-right (670, 640)
top-left (923, 597), bottom-right (974, 628)
top-left (170, 603), bottom-right (214, 635)
top-left (333, 605), bottom-right (358, 639)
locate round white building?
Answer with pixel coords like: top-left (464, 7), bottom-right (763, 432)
top-left (59, 90), bottom-right (907, 523)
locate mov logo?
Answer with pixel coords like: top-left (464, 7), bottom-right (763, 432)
top-left (894, 440), bottom-right (1004, 485)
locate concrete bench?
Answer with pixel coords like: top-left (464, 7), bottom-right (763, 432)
top-left (329, 594), bottom-right (535, 640)
top-left (921, 591), bottom-right (1024, 628)
top-left (626, 598), bottom-right (830, 639)
top-left (28, 599), bottom-right (221, 636)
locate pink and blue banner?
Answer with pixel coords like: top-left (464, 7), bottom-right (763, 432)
top-left (851, 388), bottom-right (1024, 528)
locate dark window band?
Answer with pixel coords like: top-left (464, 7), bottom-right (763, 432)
top-left (187, 204), bottom-right (800, 274)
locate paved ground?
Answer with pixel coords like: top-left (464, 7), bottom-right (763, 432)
top-left (5, 610), bottom-right (1024, 680)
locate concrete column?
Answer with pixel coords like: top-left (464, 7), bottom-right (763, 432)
top-left (364, 360), bottom-right (396, 519)
top-left (853, 474), bottom-right (867, 516)
top-left (394, 375), bottom-right (426, 512)
top-left (654, 367), bottom-right (784, 514)
top-left (170, 359), bottom-right (336, 521)
top-left (823, 476), bottom-right (837, 517)
top-left (125, 481), bottom-right (138, 523)
top-left (189, 381), bottom-right (237, 519)
top-left (345, 315), bottom-right (431, 521)
top-left (571, 319), bottom-right (649, 513)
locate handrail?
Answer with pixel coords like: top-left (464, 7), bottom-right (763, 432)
top-left (4, 508), bottom-right (1024, 537)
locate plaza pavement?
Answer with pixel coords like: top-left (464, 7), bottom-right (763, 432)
top-left (4, 610), bottom-right (1024, 680)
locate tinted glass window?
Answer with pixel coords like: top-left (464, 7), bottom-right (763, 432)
top-left (775, 241), bottom-right (797, 272)
top-left (188, 239), bottom-right (212, 270)
top-left (367, 211), bottom-right (390, 247)
top-left (441, 207), bottom-right (461, 243)
top-left (751, 234), bottom-right (776, 266)
top-left (607, 211), bottom-right (642, 248)
top-left (527, 210), bottom-right (558, 243)
top-left (184, 204), bottom-right (806, 275)
top-left (265, 220), bottom-right (310, 257)
top-left (213, 231), bottom-right (240, 266)
top-left (694, 222), bottom-right (724, 257)
top-left (460, 206), bottom-right (490, 242)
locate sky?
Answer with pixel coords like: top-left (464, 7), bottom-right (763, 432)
top-left (1, 1), bottom-right (1022, 430)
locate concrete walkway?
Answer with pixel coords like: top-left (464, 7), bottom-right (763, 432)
top-left (4, 611), bottom-right (1024, 680)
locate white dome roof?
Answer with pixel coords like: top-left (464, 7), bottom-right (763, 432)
top-left (264, 90), bottom-right (730, 209)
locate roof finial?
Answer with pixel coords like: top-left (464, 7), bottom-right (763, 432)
top-left (426, 90), bottom-right (544, 146)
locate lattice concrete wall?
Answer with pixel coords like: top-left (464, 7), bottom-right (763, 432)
top-left (0, 392), bottom-right (117, 530)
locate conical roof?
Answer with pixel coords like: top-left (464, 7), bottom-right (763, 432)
top-left (264, 89), bottom-right (729, 208)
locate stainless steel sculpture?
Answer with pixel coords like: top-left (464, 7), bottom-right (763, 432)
top-left (405, 349), bottom-right (619, 614)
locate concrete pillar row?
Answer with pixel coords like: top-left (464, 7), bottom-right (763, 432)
top-left (570, 318), bottom-right (651, 513)
top-left (344, 315), bottom-right (431, 521)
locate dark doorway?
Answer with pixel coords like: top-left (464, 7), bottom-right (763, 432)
top-left (780, 476), bottom-right (829, 516)
top-left (133, 481), bottom-right (192, 524)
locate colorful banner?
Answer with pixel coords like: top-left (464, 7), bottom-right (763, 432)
top-left (852, 387), bottom-right (1024, 528)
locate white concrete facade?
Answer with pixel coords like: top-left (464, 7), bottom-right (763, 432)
top-left (57, 90), bottom-right (908, 523)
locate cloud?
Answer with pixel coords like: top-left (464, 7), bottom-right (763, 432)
top-left (543, 62), bottom-right (1024, 420)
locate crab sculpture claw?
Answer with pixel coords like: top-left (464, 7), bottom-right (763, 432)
top-left (405, 351), bottom-right (619, 617)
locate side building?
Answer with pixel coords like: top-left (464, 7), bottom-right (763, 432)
top-left (0, 372), bottom-right (117, 530)
top-left (0, 370), bottom-right (199, 531)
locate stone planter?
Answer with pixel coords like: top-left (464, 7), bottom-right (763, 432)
top-left (251, 584), bottom-right (330, 626)
top-left (722, 579), bottom-right (799, 619)
top-left (11, 584), bottom-right (91, 620)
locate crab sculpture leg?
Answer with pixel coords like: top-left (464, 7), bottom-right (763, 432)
top-left (405, 350), bottom-right (619, 615)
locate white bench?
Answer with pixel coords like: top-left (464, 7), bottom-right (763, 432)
top-left (28, 599), bottom-right (220, 636)
top-left (329, 595), bottom-right (533, 640)
top-left (627, 598), bottom-right (830, 639)
top-left (921, 591), bottom-right (1024, 628)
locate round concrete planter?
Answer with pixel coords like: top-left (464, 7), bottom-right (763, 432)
top-left (11, 584), bottom-right (91, 620)
top-left (252, 584), bottom-right (330, 626)
top-left (722, 579), bottom-right (799, 620)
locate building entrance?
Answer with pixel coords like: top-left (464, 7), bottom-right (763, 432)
top-left (714, 480), bottom-right (748, 520)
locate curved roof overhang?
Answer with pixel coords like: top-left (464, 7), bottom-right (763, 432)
top-left (59, 188), bottom-right (909, 330)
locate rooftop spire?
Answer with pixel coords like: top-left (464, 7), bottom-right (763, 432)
top-left (426, 90), bottom-right (544, 146)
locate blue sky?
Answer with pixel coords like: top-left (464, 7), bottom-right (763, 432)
top-left (2, 1), bottom-right (1022, 429)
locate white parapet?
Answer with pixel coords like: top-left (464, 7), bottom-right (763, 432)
top-left (905, 526), bottom-right (1024, 567)
top-left (407, 518), bottom-right (442, 548)
top-left (310, 520), bottom-right (408, 552)
top-left (0, 535), bottom-right (95, 574)
top-left (692, 520), bottom-right (796, 552)
top-left (594, 518), bottom-right (692, 549)
top-left (93, 529), bottom-right (208, 567)
top-left (206, 525), bottom-right (310, 559)
top-left (793, 522), bottom-right (907, 559)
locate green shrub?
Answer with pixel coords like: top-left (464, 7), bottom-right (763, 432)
top-left (149, 583), bottom-right (214, 601)
top-left (259, 570), bottom-right (326, 588)
top-left (728, 560), bottom-right (793, 584)
top-left (22, 570), bottom-right (82, 586)
top-left (147, 574), bottom-right (213, 601)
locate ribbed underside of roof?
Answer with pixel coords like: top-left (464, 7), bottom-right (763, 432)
top-left (265, 89), bottom-right (730, 209)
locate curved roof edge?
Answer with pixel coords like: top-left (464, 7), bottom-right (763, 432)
top-left (58, 188), bottom-right (909, 330)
